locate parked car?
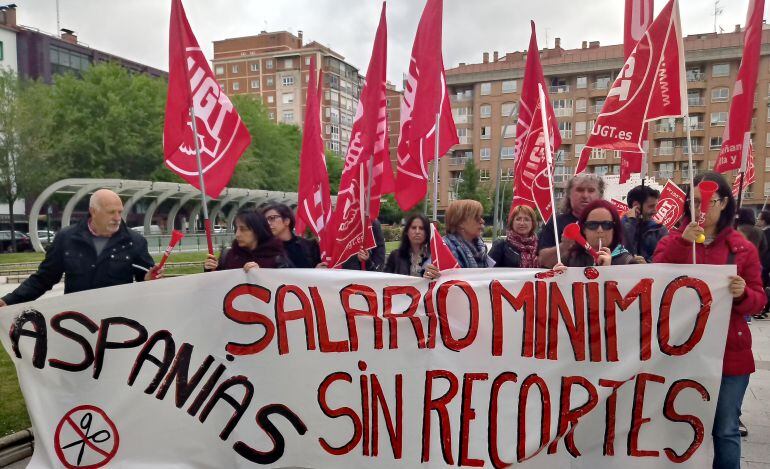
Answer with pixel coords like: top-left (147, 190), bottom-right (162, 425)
top-left (33, 230), bottom-right (56, 246)
top-left (0, 231), bottom-right (33, 252)
top-left (130, 225), bottom-right (163, 235)
top-left (213, 224), bottom-right (227, 233)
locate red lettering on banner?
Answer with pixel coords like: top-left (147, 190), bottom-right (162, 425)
top-left (547, 375), bottom-right (599, 457)
top-left (663, 379), bottom-right (710, 463)
top-left (535, 281), bottom-right (548, 359)
top-left (318, 372), bottom-right (362, 456)
top-left (382, 285), bottom-right (424, 349)
top-left (223, 284), bottom-right (274, 356)
top-left (490, 280), bottom-right (535, 357)
top-left (547, 282), bottom-right (586, 361)
top-left (436, 281), bottom-right (480, 351)
top-left (370, 373), bottom-right (403, 459)
top-left (275, 285), bottom-right (317, 355)
top-left (310, 286), bottom-right (350, 353)
top-left (488, 372), bottom-right (518, 468)
top-left (422, 369), bottom-right (459, 464)
top-left (458, 373), bottom-right (488, 467)
top-left (628, 372), bottom-right (666, 457)
top-left (341, 284), bottom-right (383, 351)
top-left (599, 378), bottom-right (632, 456)
top-left (587, 282), bottom-right (602, 362)
top-left (658, 277), bottom-right (712, 356)
top-left (604, 279), bottom-right (654, 361)
top-left (517, 374), bottom-right (551, 462)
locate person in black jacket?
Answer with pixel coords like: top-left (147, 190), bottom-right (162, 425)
top-left (262, 203), bottom-right (322, 268)
top-left (0, 189), bottom-right (160, 306)
top-left (339, 219), bottom-right (386, 271)
top-left (385, 213), bottom-right (431, 276)
top-left (490, 205), bottom-right (539, 268)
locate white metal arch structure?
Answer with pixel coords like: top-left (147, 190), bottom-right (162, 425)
top-left (28, 178), bottom-right (304, 252)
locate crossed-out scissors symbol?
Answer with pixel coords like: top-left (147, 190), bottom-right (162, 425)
top-left (61, 412), bottom-right (112, 466)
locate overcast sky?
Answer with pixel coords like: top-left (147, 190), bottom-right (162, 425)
top-left (15, 0), bottom-right (756, 86)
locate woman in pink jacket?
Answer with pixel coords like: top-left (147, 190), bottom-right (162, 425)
top-left (653, 172), bottom-right (765, 469)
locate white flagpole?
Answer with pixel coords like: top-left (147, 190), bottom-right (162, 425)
top-left (537, 84), bottom-right (561, 265)
top-left (433, 113), bottom-right (440, 221)
top-left (189, 106), bottom-right (214, 255)
top-left (685, 115), bottom-right (696, 264)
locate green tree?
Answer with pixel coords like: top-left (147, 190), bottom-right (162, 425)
top-left (456, 159), bottom-right (491, 212)
top-left (0, 71), bottom-right (59, 250)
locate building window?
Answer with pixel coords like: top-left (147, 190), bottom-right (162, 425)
top-left (268, 112), bottom-right (275, 120)
top-left (712, 63), bottom-right (730, 77)
top-left (576, 76), bottom-right (588, 89)
top-left (283, 111), bottom-right (294, 123)
top-left (49, 45), bottom-right (90, 75)
top-left (766, 133), bottom-right (770, 148)
top-left (502, 125), bottom-right (515, 138)
top-left (575, 98), bottom-right (587, 113)
top-left (501, 147), bottom-right (515, 159)
top-left (250, 63), bottom-right (259, 72)
top-left (215, 65), bottom-right (224, 75)
top-left (502, 80), bottom-right (517, 93)
top-left (267, 95), bottom-right (275, 104)
top-left (480, 169), bottom-right (490, 181)
top-left (232, 65), bottom-right (239, 73)
top-left (711, 87), bottom-right (729, 102)
top-left (305, 56), bottom-right (311, 66)
top-left (480, 148), bottom-right (491, 160)
top-left (266, 77), bottom-right (274, 86)
top-left (284, 58), bottom-right (293, 69)
top-left (480, 104), bottom-right (492, 118)
top-left (250, 80), bottom-right (260, 89)
top-left (457, 128), bottom-right (468, 138)
top-left (282, 76), bottom-right (295, 86)
top-left (481, 126), bottom-right (492, 139)
top-left (232, 82), bottom-right (240, 91)
top-left (266, 59), bottom-right (274, 69)
top-left (501, 102), bottom-right (516, 117)
top-left (575, 121), bottom-right (587, 135)
top-left (710, 112), bottom-right (728, 126)
top-left (710, 136), bottom-right (723, 149)
top-left (480, 82), bottom-right (492, 95)
top-left (282, 93), bottom-right (295, 104)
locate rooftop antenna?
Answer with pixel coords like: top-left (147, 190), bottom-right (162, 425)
top-left (56, 0), bottom-right (60, 33)
top-left (545, 28), bottom-right (550, 48)
top-left (713, 0), bottom-right (724, 33)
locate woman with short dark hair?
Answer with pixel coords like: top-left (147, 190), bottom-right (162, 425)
top-left (385, 214), bottom-right (431, 276)
top-left (489, 205), bottom-right (539, 268)
top-left (654, 171), bottom-right (765, 468)
top-left (204, 209), bottom-right (292, 271)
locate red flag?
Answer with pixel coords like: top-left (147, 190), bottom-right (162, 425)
top-left (610, 198), bottom-right (630, 215)
top-left (510, 22), bottom-right (561, 221)
top-left (619, 0), bottom-right (654, 183)
top-left (732, 143), bottom-right (757, 197)
top-left (715, 0), bottom-right (765, 173)
top-left (394, 0), bottom-right (458, 211)
top-left (295, 57), bottom-right (332, 259)
top-left (326, 4), bottom-right (389, 268)
top-left (653, 179), bottom-right (687, 229)
top-left (577, 0), bottom-right (685, 171)
top-left (163, 0), bottom-right (251, 198)
top-left (430, 223), bottom-right (459, 270)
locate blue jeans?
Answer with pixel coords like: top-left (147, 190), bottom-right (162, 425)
top-left (713, 374), bottom-right (750, 469)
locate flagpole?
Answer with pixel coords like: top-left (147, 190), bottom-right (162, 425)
top-left (493, 104), bottom-right (518, 239)
top-left (736, 171), bottom-right (746, 211)
top-left (360, 162), bottom-right (368, 271)
top-left (538, 84), bottom-right (561, 265)
top-left (685, 115), bottom-right (696, 264)
top-left (433, 113), bottom-right (440, 222)
top-left (762, 195), bottom-right (769, 212)
top-left (189, 106), bottom-right (214, 256)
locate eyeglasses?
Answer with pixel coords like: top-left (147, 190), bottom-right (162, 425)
top-left (266, 214), bottom-right (284, 224)
top-left (583, 221), bottom-right (614, 231)
top-left (692, 198), bottom-right (722, 208)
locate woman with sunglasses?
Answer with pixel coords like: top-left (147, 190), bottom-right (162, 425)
top-left (563, 199), bottom-right (640, 267)
top-left (653, 172), bottom-right (765, 468)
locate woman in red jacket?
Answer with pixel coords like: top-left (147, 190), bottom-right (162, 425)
top-left (653, 172), bottom-right (765, 469)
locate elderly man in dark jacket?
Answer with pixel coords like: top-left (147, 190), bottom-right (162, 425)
top-left (0, 189), bottom-right (159, 306)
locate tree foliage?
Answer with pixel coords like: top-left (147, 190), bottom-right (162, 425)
top-left (457, 159), bottom-right (491, 213)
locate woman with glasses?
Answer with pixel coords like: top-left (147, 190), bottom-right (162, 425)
top-left (653, 172), bottom-right (765, 468)
top-left (563, 199), bottom-right (640, 267)
top-left (490, 205), bottom-right (540, 268)
top-left (440, 199), bottom-right (492, 269)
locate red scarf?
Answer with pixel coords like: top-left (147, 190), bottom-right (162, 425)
top-left (506, 230), bottom-right (539, 268)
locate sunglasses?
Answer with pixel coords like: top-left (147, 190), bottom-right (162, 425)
top-left (583, 221), bottom-right (614, 231)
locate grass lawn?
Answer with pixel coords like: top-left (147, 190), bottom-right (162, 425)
top-left (0, 347), bottom-right (30, 437)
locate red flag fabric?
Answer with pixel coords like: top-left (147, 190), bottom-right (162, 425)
top-left (163, 0), bottom-right (251, 198)
top-left (577, 0), bottom-right (685, 172)
top-left (619, 0), bottom-right (654, 183)
top-left (732, 143), bottom-right (757, 197)
top-left (610, 198), bottom-right (630, 215)
top-left (295, 57), bottom-right (332, 260)
top-left (394, 0), bottom-right (458, 211)
top-left (510, 21), bottom-right (562, 220)
top-left (326, 4), bottom-right (389, 268)
top-left (653, 179), bottom-right (687, 229)
top-left (715, 0), bottom-right (765, 173)
top-left (429, 223), bottom-right (459, 270)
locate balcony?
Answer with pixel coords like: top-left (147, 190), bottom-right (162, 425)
top-left (686, 71), bottom-right (705, 82)
top-left (553, 174), bottom-right (570, 184)
top-left (654, 123), bottom-right (676, 133)
top-left (560, 129), bottom-right (573, 139)
top-left (589, 104), bottom-right (604, 114)
top-left (451, 93), bottom-right (473, 103)
top-left (449, 156), bottom-right (472, 165)
top-left (655, 147), bottom-right (675, 156)
top-left (688, 97), bottom-right (705, 107)
top-left (686, 122), bottom-right (705, 131)
top-left (553, 108), bottom-right (573, 118)
top-left (554, 151), bottom-right (570, 162)
top-left (654, 170), bottom-right (675, 180)
top-left (592, 81), bottom-right (611, 90)
top-left (549, 85), bottom-right (570, 94)
top-left (458, 136), bottom-right (472, 145)
top-left (453, 114), bottom-right (473, 124)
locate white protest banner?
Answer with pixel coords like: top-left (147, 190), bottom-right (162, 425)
top-left (0, 265), bottom-right (734, 468)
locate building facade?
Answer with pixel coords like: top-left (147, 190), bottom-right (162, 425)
top-left (0, 5), bottom-right (17, 73)
top-left (443, 28), bottom-right (770, 212)
top-left (212, 31), bottom-right (363, 156)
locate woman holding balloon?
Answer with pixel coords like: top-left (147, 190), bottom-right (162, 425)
top-left (560, 199), bottom-right (639, 267)
top-left (653, 171), bottom-right (765, 468)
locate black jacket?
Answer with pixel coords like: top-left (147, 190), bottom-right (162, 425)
top-left (489, 239), bottom-right (523, 268)
top-left (2, 219), bottom-right (155, 305)
top-left (283, 235), bottom-right (321, 268)
top-left (384, 249), bottom-right (429, 276)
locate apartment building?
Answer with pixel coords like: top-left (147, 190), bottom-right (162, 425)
top-left (443, 27), bottom-right (770, 212)
top-left (212, 30), bottom-right (363, 156)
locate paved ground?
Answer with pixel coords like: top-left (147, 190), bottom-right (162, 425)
top-left (2, 283), bottom-right (770, 467)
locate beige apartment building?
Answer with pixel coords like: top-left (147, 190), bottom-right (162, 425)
top-left (442, 27), bottom-right (770, 212)
top-left (212, 30), bottom-right (362, 156)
